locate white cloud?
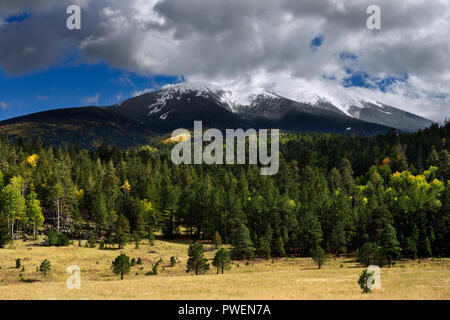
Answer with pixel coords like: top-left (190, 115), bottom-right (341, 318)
top-left (82, 93), bottom-right (99, 105)
top-left (0, 101), bottom-right (8, 110)
top-left (0, 0), bottom-right (449, 120)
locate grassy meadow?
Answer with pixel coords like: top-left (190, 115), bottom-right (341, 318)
top-left (0, 238), bottom-right (449, 300)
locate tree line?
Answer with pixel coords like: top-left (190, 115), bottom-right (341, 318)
top-left (0, 123), bottom-right (449, 265)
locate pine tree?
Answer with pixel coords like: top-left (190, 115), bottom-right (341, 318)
top-left (112, 253), bottom-right (131, 280)
top-left (231, 224), bottom-right (255, 260)
top-left (0, 214), bottom-right (12, 248)
top-left (256, 236), bottom-right (271, 259)
top-left (212, 248), bottom-right (231, 274)
top-left (186, 242), bottom-right (210, 275)
top-left (115, 215), bottom-right (130, 249)
top-left (92, 193), bottom-right (107, 236)
top-left (312, 246), bottom-right (328, 269)
top-left (213, 231), bottom-right (222, 249)
top-left (39, 259), bottom-right (51, 277)
top-left (379, 224), bottom-right (401, 267)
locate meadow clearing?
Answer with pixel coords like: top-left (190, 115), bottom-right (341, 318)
top-left (0, 238), bottom-right (449, 300)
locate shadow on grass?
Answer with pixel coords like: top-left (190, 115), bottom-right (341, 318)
top-left (20, 279), bottom-right (41, 283)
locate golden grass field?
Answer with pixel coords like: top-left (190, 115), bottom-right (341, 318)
top-left (0, 238), bottom-right (449, 300)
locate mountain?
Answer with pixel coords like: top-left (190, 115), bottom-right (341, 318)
top-left (291, 89), bottom-right (435, 133)
top-left (109, 83), bottom-right (400, 136)
top-left (0, 107), bottom-right (155, 149)
top-left (0, 83), bottom-right (434, 148)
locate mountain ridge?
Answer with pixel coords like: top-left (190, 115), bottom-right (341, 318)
top-left (0, 82), bottom-right (435, 149)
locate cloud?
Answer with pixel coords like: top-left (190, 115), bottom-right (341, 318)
top-left (82, 93), bottom-right (99, 105)
top-left (0, 0), bottom-right (449, 120)
top-left (0, 102), bottom-right (8, 110)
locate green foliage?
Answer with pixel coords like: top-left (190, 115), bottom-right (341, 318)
top-left (169, 256), bottom-right (178, 267)
top-left (26, 192), bottom-right (44, 240)
top-left (115, 215), bottom-right (130, 249)
top-left (112, 253), bottom-right (131, 280)
top-left (0, 214), bottom-right (12, 248)
top-left (39, 259), bottom-right (51, 277)
top-left (212, 248), bottom-right (231, 274)
top-left (312, 246), bottom-right (328, 269)
top-left (256, 236), bottom-right (271, 259)
top-left (231, 224), bottom-right (254, 260)
top-left (46, 229), bottom-right (69, 246)
top-left (146, 258), bottom-right (162, 276)
top-left (358, 268), bottom-right (374, 293)
top-left (87, 234), bottom-right (97, 248)
top-left (186, 242), bottom-right (210, 275)
top-left (357, 242), bottom-right (382, 267)
top-left (148, 229), bottom-right (155, 246)
top-left (133, 231), bottom-right (140, 249)
top-left (379, 224), bottom-right (401, 267)
top-left (213, 231), bottom-right (222, 249)
top-left (15, 258), bottom-right (22, 269)
top-left (0, 124), bottom-right (449, 260)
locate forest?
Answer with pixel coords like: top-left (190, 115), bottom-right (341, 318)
top-left (0, 124), bottom-right (449, 266)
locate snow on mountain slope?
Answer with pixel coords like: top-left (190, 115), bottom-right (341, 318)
top-left (130, 82), bottom-right (434, 132)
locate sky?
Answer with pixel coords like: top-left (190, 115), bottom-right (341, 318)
top-left (0, 0), bottom-right (449, 121)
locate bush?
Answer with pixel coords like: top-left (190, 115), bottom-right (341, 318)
top-left (15, 258), bottom-right (21, 269)
top-left (87, 235), bottom-right (97, 248)
top-left (137, 257), bottom-right (143, 265)
top-left (46, 229), bottom-right (69, 246)
top-left (358, 268), bottom-right (374, 293)
top-left (39, 259), bottom-right (51, 277)
top-left (146, 259), bottom-right (162, 276)
top-left (169, 256), bottom-right (178, 267)
top-left (131, 257), bottom-right (137, 266)
top-left (99, 241), bottom-right (105, 250)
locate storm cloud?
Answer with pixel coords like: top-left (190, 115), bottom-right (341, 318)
top-left (0, 0), bottom-right (449, 120)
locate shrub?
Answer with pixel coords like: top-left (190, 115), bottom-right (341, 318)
top-left (131, 257), bottom-right (137, 266)
top-left (137, 257), bottom-right (143, 265)
top-left (99, 241), bottom-right (105, 250)
top-left (312, 246), bottom-right (328, 269)
top-left (87, 235), bottom-right (97, 248)
top-left (46, 229), bottom-right (69, 246)
top-left (146, 259), bottom-right (162, 276)
top-left (169, 256), bottom-right (178, 267)
top-left (39, 259), bottom-right (51, 277)
top-left (15, 258), bottom-right (21, 269)
top-left (358, 268), bottom-right (374, 293)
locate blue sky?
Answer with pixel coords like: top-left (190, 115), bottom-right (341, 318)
top-left (0, 62), bottom-right (181, 121)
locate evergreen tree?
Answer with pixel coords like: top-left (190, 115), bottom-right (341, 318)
top-left (379, 224), bottom-right (401, 267)
top-left (112, 253), bottom-right (131, 280)
top-left (39, 259), bottom-right (51, 277)
top-left (231, 224), bottom-right (255, 260)
top-left (0, 214), bottom-right (12, 248)
top-left (212, 248), bottom-right (231, 274)
top-left (186, 242), bottom-right (210, 275)
top-left (312, 246), bottom-right (328, 269)
top-left (213, 231), bottom-right (222, 249)
top-left (256, 236), bottom-right (271, 259)
top-left (115, 215), bottom-right (130, 249)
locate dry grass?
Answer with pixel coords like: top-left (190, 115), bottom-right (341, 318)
top-left (0, 238), bottom-right (449, 300)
